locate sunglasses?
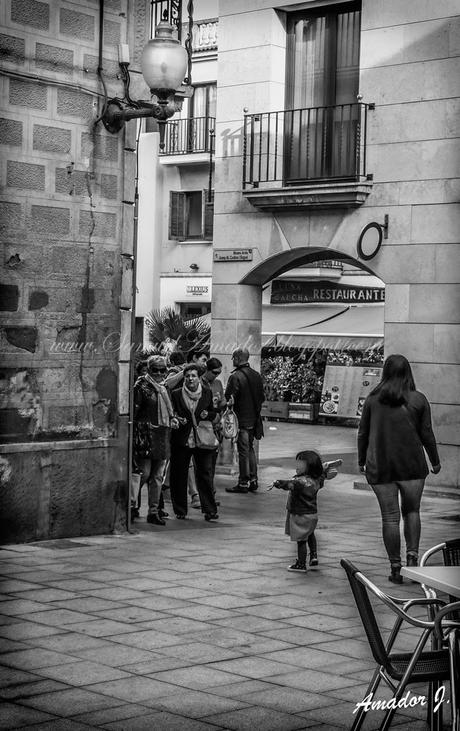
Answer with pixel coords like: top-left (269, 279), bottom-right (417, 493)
top-left (211, 370), bottom-right (221, 375)
top-left (152, 368), bottom-right (166, 374)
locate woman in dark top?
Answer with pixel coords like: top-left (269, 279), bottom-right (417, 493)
top-left (357, 354), bottom-right (441, 584)
top-left (169, 364), bottom-right (218, 521)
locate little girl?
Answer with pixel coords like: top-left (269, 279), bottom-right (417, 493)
top-left (273, 450), bottom-right (341, 573)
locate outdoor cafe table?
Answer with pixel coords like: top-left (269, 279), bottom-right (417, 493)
top-left (401, 566), bottom-right (460, 731)
top-left (401, 566), bottom-right (460, 597)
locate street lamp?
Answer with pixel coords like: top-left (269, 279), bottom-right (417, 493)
top-left (104, 2), bottom-right (195, 530)
top-left (101, 3), bottom-right (193, 149)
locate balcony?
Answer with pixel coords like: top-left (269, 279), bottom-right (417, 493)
top-left (242, 102), bottom-right (373, 211)
top-left (159, 116), bottom-right (215, 164)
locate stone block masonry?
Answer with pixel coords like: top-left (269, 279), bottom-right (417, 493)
top-left (0, 0), bottom-right (135, 541)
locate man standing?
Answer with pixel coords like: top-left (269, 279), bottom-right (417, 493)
top-left (225, 348), bottom-right (265, 494)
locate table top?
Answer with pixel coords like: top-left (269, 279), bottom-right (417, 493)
top-left (401, 566), bottom-right (460, 597)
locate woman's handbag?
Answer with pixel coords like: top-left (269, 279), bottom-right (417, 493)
top-left (191, 413), bottom-right (219, 450)
top-left (221, 407), bottom-right (239, 440)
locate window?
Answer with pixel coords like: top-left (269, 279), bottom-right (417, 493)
top-left (169, 190), bottom-right (214, 241)
top-left (180, 303), bottom-right (211, 319)
top-left (285, 2), bottom-right (361, 182)
top-left (190, 83), bottom-right (217, 120)
top-left (186, 83), bottom-right (216, 152)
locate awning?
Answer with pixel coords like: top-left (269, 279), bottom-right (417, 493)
top-left (262, 304), bottom-right (384, 350)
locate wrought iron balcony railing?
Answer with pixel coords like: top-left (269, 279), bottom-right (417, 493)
top-left (243, 102), bottom-right (371, 189)
top-left (160, 116), bottom-right (215, 155)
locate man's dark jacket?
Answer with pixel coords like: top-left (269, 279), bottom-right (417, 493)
top-left (170, 385), bottom-right (216, 448)
top-left (225, 364), bottom-right (265, 429)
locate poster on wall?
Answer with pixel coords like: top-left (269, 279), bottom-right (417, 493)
top-left (319, 354), bottom-right (382, 418)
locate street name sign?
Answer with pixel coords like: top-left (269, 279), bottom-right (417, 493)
top-left (213, 249), bottom-right (253, 262)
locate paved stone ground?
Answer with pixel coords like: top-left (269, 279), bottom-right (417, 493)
top-left (1, 428), bottom-right (459, 730)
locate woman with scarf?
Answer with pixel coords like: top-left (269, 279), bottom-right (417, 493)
top-left (169, 363), bottom-right (219, 521)
top-left (133, 355), bottom-right (177, 526)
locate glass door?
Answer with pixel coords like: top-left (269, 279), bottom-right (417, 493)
top-left (285, 3), bottom-right (361, 183)
top-left (189, 83), bottom-right (217, 152)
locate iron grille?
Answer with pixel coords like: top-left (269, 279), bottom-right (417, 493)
top-left (243, 102), bottom-right (371, 189)
top-left (160, 116), bottom-right (215, 155)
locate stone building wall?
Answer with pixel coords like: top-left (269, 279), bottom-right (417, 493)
top-left (0, 0), bottom-right (149, 542)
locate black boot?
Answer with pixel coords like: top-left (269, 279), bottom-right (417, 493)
top-left (388, 564), bottom-right (403, 584)
top-left (406, 552), bottom-right (418, 567)
top-left (147, 513), bottom-right (166, 526)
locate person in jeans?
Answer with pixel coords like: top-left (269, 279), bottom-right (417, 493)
top-left (164, 349), bottom-right (206, 509)
top-left (133, 355), bottom-right (177, 526)
top-left (169, 364), bottom-right (219, 521)
top-left (357, 354), bottom-right (441, 584)
top-left (202, 358), bottom-right (227, 503)
top-left (224, 348), bottom-right (265, 494)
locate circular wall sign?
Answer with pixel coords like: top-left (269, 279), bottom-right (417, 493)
top-left (357, 222), bottom-right (383, 261)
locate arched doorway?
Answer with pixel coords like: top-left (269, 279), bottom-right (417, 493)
top-left (239, 247), bottom-right (376, 286)
top-left (241, 247), bottom-right (384, 423)
top-left (212, 245), bottom-right (385, 470)
top-left (211, 246), bottom-right (385, 374)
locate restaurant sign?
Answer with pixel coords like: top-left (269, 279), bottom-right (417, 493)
top-left (213, 249), bottom-right (253, 262)
top-left (271, 279), bottom-right (385, 304)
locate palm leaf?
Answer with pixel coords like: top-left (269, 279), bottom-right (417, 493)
top-left (145, 307), bottom-right (210, 354)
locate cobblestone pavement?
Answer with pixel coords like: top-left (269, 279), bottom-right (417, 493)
top-left (1, 454), bottom-right (459, 730)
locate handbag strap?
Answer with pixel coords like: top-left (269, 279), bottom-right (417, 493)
top-left (190, 409), bottom-right (198, 429)
top-left (237, 367), bottom-right (260, 418)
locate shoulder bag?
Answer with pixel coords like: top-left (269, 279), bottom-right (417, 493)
top-left (190, 411), bottom-right (219, 450)
top-left (221, 407), bottom-right (239, 440)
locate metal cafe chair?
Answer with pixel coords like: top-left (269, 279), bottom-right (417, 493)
top-left (341, 558), bottom-right (455, 731)
top-left (434, 602), bottom-right (460, 731)
top-left (420, 539), bottom-right (460, 609)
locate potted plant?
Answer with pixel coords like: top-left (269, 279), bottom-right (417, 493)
top-left (261, 357), bottom-right (291, 418)
top-left (287, 363), bottom-right (322, 422)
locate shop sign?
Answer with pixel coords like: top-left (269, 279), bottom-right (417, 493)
top-left (213, 249), bottom-right (253, 262)
top-left (186, 285), bottom-right (209, 296)
top-left (271, 279), bottom-right (385, 304)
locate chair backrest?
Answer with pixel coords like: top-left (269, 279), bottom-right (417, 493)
top-left (442, 538), bottom-right (460, 567)
top-left (421, 539), bottom-right (460, 608)
top-left (341, 559), bottom-right (391, 672)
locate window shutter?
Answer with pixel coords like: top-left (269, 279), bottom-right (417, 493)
top-left (202, 189), bottom-right (214, 241)
top-left (169, 191), bottom-right (186, 240)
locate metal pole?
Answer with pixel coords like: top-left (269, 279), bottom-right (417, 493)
top-left (126, 122), bottom-right (141, 532)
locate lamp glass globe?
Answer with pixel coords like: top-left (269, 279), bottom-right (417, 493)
top-left (141, 21), bottom-right (188, 94)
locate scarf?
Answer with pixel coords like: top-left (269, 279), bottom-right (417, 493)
top-left (182, 382), bottom-right (202, 448)
top-left (182, 381), bottom-right (202, 414)
top-left (143, 373), bottom-right (174, 427)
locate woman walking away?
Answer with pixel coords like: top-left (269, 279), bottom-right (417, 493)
top-left (273, 450), bottom-right (340, 573)
top-left (357, 354), bottom-right (441, 584)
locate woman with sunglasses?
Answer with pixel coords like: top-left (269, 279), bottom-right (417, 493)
top-left (133, 355), bottom-right (178, 526)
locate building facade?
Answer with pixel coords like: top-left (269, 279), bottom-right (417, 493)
top-left (0, 0), bottom-right (154, 542)
top-left (136, 2), bottom-right (218, 330)
top-left (211, 0), bottom-right (460, 488)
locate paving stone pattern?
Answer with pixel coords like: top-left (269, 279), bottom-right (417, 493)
top-left (1, 464), bottom-right (458, 730)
